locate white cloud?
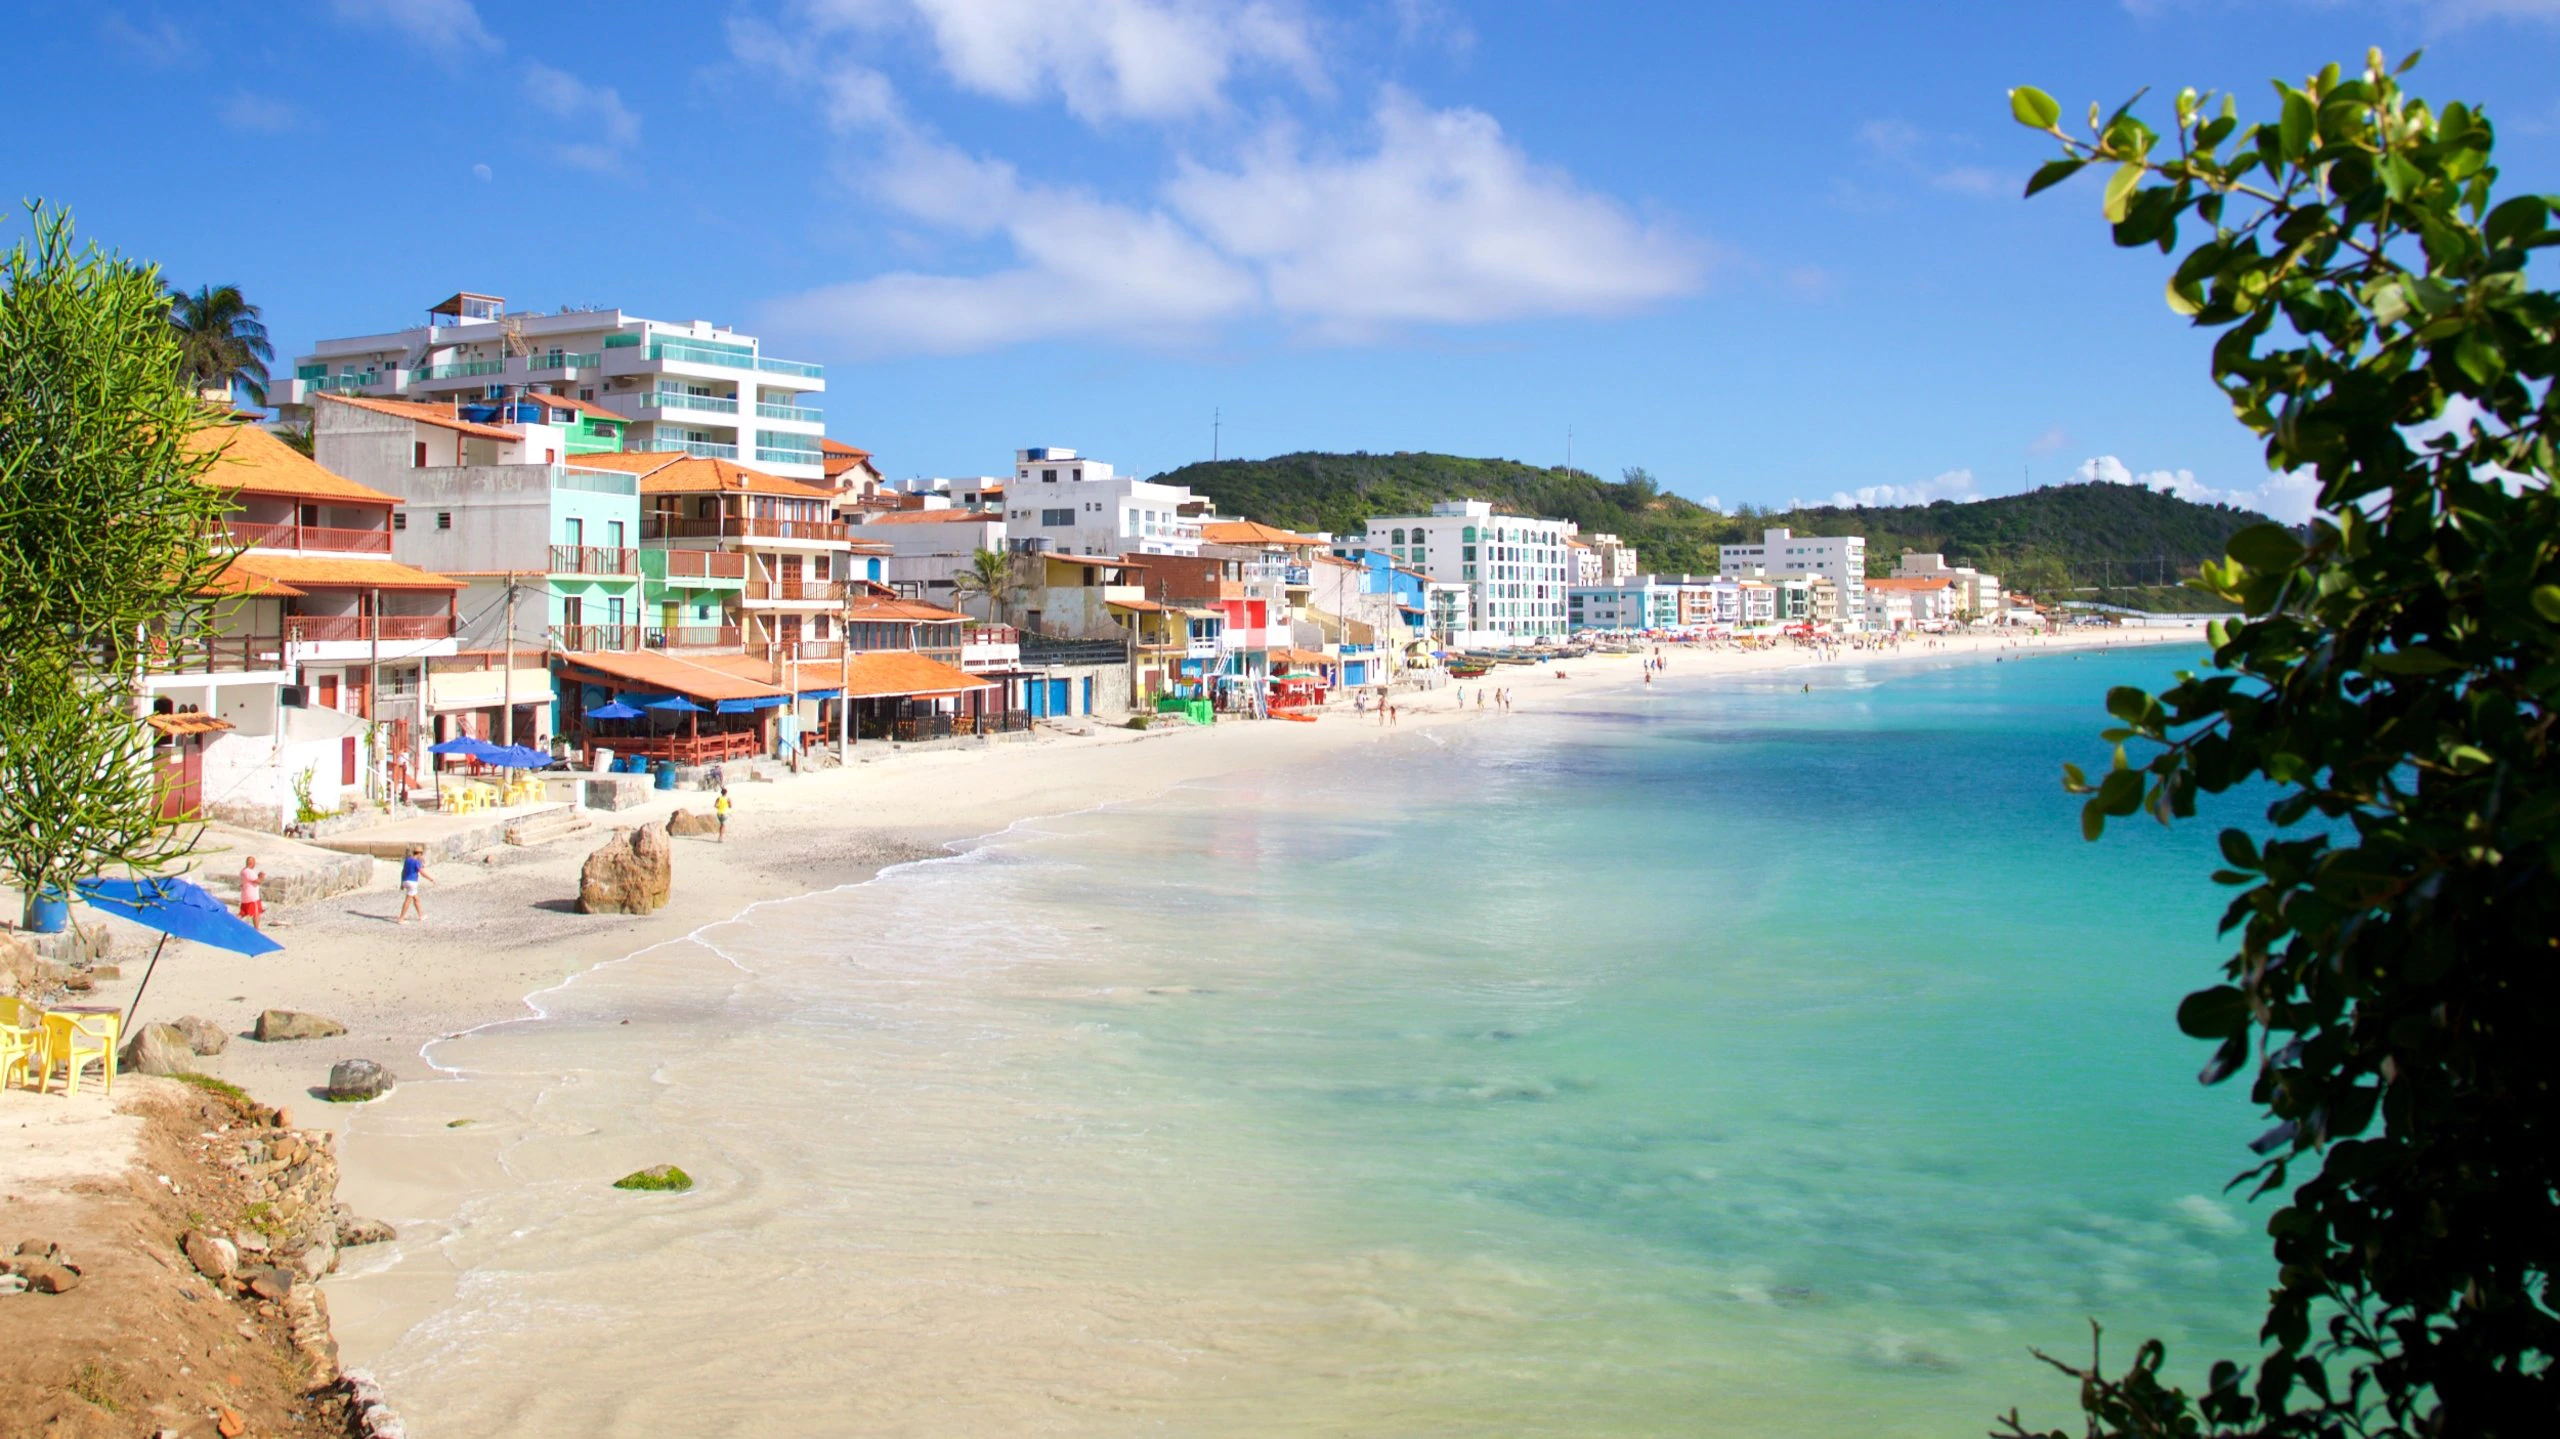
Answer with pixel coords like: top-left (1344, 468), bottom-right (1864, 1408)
top-left (327, 0), bottom-right (498, 56)
top-left (471, 163), bottom-right (494, 182)
top-left (1807, 468), bottom-right (1984, 509)
top-left (1166, 93), bottom-right (1703, 335)
top-left (522, 63), bottom-right (641, 172)
top-left (764, 92), bottom-right (1701, 355)
top-left (2066, 455), bottom-right (2319, 524)
top-left (1857, 117), bottom-right (2001, 199)
top-left (220, 92), bottom-right (297, 134)
top-left (100, 12), bottom-right (189, 66)
top-left (767, 139), bottom-right (1259, 355)
top-left (791, 0), bottom-right (1319, 123)
top-left (2027, 424), bottom-right (2070, 457)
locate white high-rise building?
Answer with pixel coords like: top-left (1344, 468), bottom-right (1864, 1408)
top-left (1003, 448), bottom-right (1204, 557)
top-left (1719, 527), bottom-right (1867, 627)
top-left (1361, 499), bottom-right (1576, 641)
top-left (272, 291), bottom-right (829, 483)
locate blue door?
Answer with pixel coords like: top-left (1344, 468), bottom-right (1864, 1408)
top-left (1077, 678), bottom-right (1091, 714)
top-left (1024, 680), bottom-right (1048, 718)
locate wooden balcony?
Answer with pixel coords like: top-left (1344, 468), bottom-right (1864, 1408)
top-left (553, 624), bottom-right (641, 652)
top-left (588, 730), bottom-right (762, 766)
top-left (658, 549), bottom-right (748, 581)
top-left (284, 614), bottom-right (455, 643)
top-left (646, 625), bottom-right (743, 651)
top-left (745, 578), bottom-right (847, 603)
top-left (549, 545), bottom-right (640, 576)
top-left (642, 515), bottom-right (848, 544)
top-left (148, 634), bottom-right (287, 674)
top-left (226, 519), bottom-right (394, 554)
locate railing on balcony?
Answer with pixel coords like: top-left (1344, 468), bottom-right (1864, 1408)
top-left (634, 436), bottom-right (739, 460)
top-left (654, 389), bottom-right (739, 414)
top-left (755, 401), bottom-right (822, 422)
top-left (527, 352), bottom-right (602, 371)
top-left (658, 549), bottom-right (748, 581)
top-left (642, 514), bottom-right (848, 543)
top-left (416, 360), bottom-right (508, 381)
top-left (548, 544), bottom-right (640, 576)
top-left (792, 640), bottom-right (843, 661)
top-left (285, 614), bottom-right (456, 643)
top-left (648, 340), bottom-right (758, 369)
top-left (756, 446), bottom-right (824, 467)
top-left (148, 634), bottom-right (287, 674)
top-left (962, 625), bottom-right (1020, 647)
top-left (226, 519), bottom-right (394, 554)
top-left (756, 356), bottom-right (825, 379)
top-left (551, 624), bottom-right (641, 653)
top-left (645, 625), bottom-right (743, 650)
top-left (588, 730), bottom-right (762, 766)
top-left (309, 373), bottom-right (382, 393)
top-left (746, 578), bottom-right (847, 602)
top-left (1283, 565), bottom-right (1312, 585)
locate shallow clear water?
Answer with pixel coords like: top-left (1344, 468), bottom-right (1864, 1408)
top-left (372, 646), bottom-right (2270, 1436)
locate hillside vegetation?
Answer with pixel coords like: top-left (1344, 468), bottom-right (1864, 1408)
top-left (1152, 451), bottom-right (2270, 606)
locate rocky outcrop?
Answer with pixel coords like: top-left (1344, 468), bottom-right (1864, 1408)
top-left (172, 1014), bottom-right (229, 1055)
top-left (665, 807), bottom-right (721, 837)
top-left (118, 1022), bottom-right (198, 1077)
top-left (578, 823), bottom-right (672, 915)
top-left (325, 1058), bottom-right (394, 1102)
top-left (254, 1009), bottom-right (347, 1042)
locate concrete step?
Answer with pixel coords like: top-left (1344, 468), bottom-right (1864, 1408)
top-left (505, 808), bottom-right (598, 849)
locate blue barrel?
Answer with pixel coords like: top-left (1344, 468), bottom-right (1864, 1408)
top-left (24, 888), bottom-right (69, 934)
top-left (653, 760), bottom-right (676, 790)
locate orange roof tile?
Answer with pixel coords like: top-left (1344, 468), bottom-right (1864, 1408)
top-left (227, 553), bottom-right (463, 591)
top-left (572, 451), bottom-right (839, 499)
top-left (147, 712), bottom-right (236, 736)
top-left (314, 392), bottom-right (522, 441)
top-left (857, 509), bottom-right (1001, 526)
top-left (844, 597), bottom-right (970, 622)
top-left (200, 566), bottom-right (306, 599)
top-left (1866, 576), bottom-right (1956, 592)
top-left (188, 424), bottom-right (400, 504)
top-left (1202, 520), bottom-right (1327, 548)
top-left (553, 650), bottom-right (787, 704)
top-left (839, 651), bottom-right (994, 699)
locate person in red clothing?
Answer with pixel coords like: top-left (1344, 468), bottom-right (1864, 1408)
top-left (239, 857), bottom-right (265, 931)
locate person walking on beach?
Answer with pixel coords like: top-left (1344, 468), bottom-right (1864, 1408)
top-left (238, 856), bottom-right (265, 932)
top-left (396, 845), bottom-right (434, 923)
top-left (715, 786), bottom-right (733, 843)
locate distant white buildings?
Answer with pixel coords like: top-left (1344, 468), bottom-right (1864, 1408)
top-left (1570, 532), bottom-right (1641, 586)
top-left (272, 290), bottom-right (829, 484)
top-left (1892, 552), bottom-right (2002, 619)
top-left (1360, 499), bottom-right (1574, 641)
top-left (852, 509), bottom-right (1007, 602)
top-left (1720, 527), bottom-right (1866, 622)
top-left (1004, 447), bottom-right (1205, 558)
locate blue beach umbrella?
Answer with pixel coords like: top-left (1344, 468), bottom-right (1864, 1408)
top-left (429, 735), bottom-right (497, 758)
top-left (74, 875), bottom-right (282, 1028)
top-left (646, 695), bottom-right (706, 713)
top-left (484, 745), bottom-right (553, 770)
top-left (585, 700), bottom-right (644, 721)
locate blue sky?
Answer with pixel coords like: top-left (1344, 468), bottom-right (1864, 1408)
top-left (8, 1), bottom-right (2559, 519)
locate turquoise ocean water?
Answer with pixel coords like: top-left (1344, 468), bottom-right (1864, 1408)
top-left (373, 645), bottom-right (2272, 1436)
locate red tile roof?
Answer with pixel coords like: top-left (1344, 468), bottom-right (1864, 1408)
top-left (314, 392), bottom-right (521, 441)
top-left (571, 451), bottom-right (839, 499)
top-left (188, 423), bottom-right (400, 504)
top-left (858, 509), bottom-right (1002, 526)
top-left (1202, 520), bottom-right (1327, 548)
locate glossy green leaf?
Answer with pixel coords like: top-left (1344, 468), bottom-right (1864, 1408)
top-left (2103, 162), bottom-right (2144, 223)
top-left (2177, 986), bottom-right (2252, 1040)
top-left (2010, 86), bottom-right (2061, 130)
top-left (2370, 647), bottom-right (2461, 675)
top-left (2531, 585), bottom-right (2560, 623)
top-left (2226, 523), bottom-right (2306, 570)
top-left (2279, 89), bottom-right (2315, 160)
top-left (2024, 157), bottom-right (2088, 197)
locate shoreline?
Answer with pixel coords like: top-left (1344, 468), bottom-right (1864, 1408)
top-left (28, 626), bottom-right (2202, 1410)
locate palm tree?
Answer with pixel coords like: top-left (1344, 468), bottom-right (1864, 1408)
top-left (950, 547), bottom-right (1018, 625)
top-left (168, 284), bottom-right (272, 407)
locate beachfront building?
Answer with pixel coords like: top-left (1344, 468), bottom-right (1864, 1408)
top-left (310, 394), bottom-right (646, 746)
top-left (1359, 499), bottom-right (1576, 643)
top-left (1004, 448), bottom-right (1205, 558)
top-left (884, 474), bottom-right (1007, 510)
top-left (570, 453), bottom-right (888, 657)
top-left (851, 509), bottom-right (1008, 604)
top-left (270, 291), bottom-right (829, 484)
top-left (1571, 533), bottom-right (1641, 586)
top-left (1892, 552), bottom-right (2003, 621)
top-left (1719, 528), bottom-right (1866, 627)
top-left (148, 422), bottom-right (462, 826)
top-left (1863, 575), bottom-right (1960, 632)
top-left (1568, 579), bottom-right (1680, 632)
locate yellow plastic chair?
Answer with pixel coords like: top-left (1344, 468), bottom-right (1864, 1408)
top-left (39, 1011), bottom-right (119, 1098)
top-left (0, 997), bottom-right (43, 1091)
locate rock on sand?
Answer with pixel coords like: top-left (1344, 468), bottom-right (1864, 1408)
top-left (255, 1010), bottom-right (347, 1042)
top-left (578, 824), bottom-right (672, 915)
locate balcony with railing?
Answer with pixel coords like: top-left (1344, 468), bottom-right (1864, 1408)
top-left (526, 352), bottom-right (602, 372)
top-left (551, 624), bottom-right (641, 653)
top-left (655, 389), bottom-right (739, 415)
top-left (284, 614), bottom-right (457, 643)
top-left (756, 356), bottom-right (824, 379)
top-left (226, 518), bottom-right (395, 554)
top-left (642, 514), bottom-right (848, 543)
top-left (654, 549), bottom-right (749, 582)
top-left (634, 436), bottom-right (739, 460)
top-left (415, 360), bottom-right (509, 381)
top-left (148, 633), bottom-right (288, 675)
top-left (754, 401), bottom-right (822, 423)
top-left (645, 625), bottom-right (743, 651)
top-left (756, 445), bottom-right (825, 467)
top-left (548, 544), bottom-right (640, 576)
top-left (745, 577), bottom-right (848, 603)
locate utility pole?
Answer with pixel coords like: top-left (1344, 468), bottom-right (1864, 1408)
top-left (838, 589), bottom-right (852, 762)
top-left (501, 572), bottom-right (518, 748)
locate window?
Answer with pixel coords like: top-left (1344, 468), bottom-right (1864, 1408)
top-left (393, 512), bottom-right (408, 531)
top-left (413, 441), bottom-right (428, 468)
top-left (436, 512), bottom-right (452, 530)
top-left (1043, 468), bottom-right (1057, 481)
top-left (1391, 528), bottom-right (1406, 544)
top-left (1042, 508), bottom-right (1074, 526)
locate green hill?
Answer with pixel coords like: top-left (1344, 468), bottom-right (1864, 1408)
top-left (1150, 451), bottom-right (2269, 606)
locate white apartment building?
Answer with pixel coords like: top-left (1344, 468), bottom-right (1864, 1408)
top-left (851, 509), bottom-right (1008, 601)
top-left (1892, 552), bottom-right (2003, 620)
top-left (272, 290), bottom-right (829, 483)
top-left (1004, 448), bottom-right (1204, 557)
top-left (1571, 533), bottom-right (1642, 586)
top-left (1362, 499), bottom-right (1576, 642)
top-left (1720, 527), bottom-right (1867, 627)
